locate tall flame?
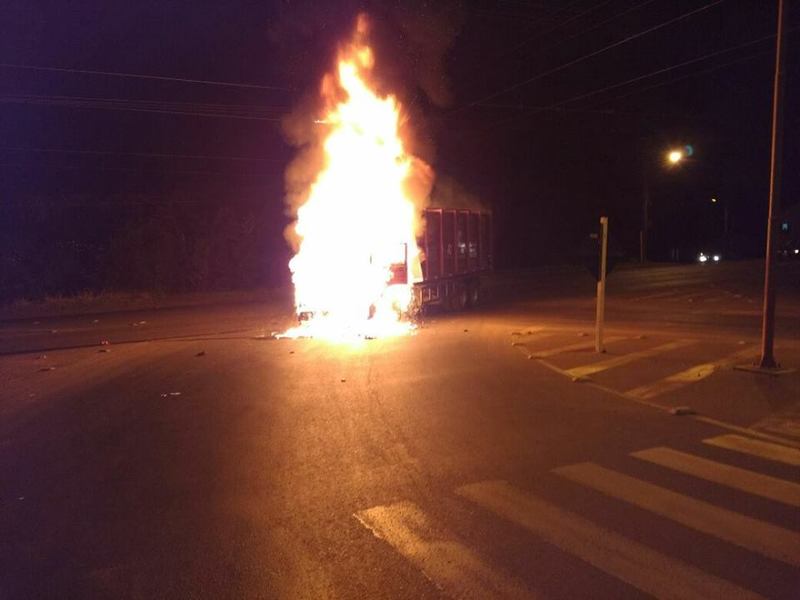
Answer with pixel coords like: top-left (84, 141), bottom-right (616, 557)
top-left (283, 16), bottom-right (428, 340)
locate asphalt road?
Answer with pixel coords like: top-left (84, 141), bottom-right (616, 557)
top-left (1, 261), bottom-right (799, 599)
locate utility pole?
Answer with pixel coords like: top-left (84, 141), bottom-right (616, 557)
top-left (640, 172), bottom-right (649, 263)
top-left (759, 0), bottom-right (787, 369)
top-left (596, 216), bottom-right (608, 353)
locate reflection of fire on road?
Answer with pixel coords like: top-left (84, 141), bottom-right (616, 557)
top-left (281, 14), bottom-right (432, 341)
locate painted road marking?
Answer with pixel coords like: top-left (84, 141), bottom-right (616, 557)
top-left (565, 340), bottom-right (695, 379)
top-left (457, 480), bottom-right (763, 600)
top-left (354, 501), bottom-right (533, 600)
top-left (703, 434), bottom-right (800, 467)
top-left (528, 336), bottom-right (627, 359)
top-left (554, 462), bottom-right (800, 566)
top-left (632, 447), bottom-right (800, 507)
top-left (626, 346), bottom-right (757, 400)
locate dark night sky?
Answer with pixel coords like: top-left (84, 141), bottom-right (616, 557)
top-left (1, 0), bottom-right (798, 296)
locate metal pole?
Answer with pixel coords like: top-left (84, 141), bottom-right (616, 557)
top-left (640, 165), bottom-right (649, 263)
top-left (596, 216), bottom-right (609, 353)
top-left (759, 0), bottom-right (786, 369)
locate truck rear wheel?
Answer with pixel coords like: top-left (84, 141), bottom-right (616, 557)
top-left (469, 282), bottom-right (480, 307)
top-left (455, 284), bottom-right (469, 311)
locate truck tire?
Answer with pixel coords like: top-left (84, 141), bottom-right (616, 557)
top-left (455, 284), bottom-right (469, 311)
top-left (469, 282), bottom-right (480, 307)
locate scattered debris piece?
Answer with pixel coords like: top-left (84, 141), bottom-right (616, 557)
top-left (670, 406), bottom-right (695, 416)
top-left (36, 354), bottom-right (47, 360)
top-left (340, 379), bottom-right (346, 383)
top-left (92, 319), bottom-right (100, 324)
top-left (138, 320), bottom-right (147, 325)
top-left (578, 332), bottom-right (588, 337)
top-left (195, 351), bottom-right (206, 357)
top-left (637, 335), bottom-right (647, 340)
top-left (511, 331), bottom-right (521, 336)
top-left (39, 366), bottom-right (55, 372)
top-left (511, 342), bottom-right (521, 347)
top-left (738, 340), bottom-right (746, 345)
top-left (526, 330), bottom-right (535, 335)
top-left (463, 329), bottom-right (469, 333)
top-left (98, 348), bottom-right (110, 353)
top-left (572, 375), bottom-right (590, 383)
top-left (289, 350), bottom-right (295, 354)
top-left (160, 392), bottom-right (182, 397)
top-left (17, 496), bottom-right (24, 501)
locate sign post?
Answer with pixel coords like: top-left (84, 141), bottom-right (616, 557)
top-left (596, 216), bottom-right (608, 353)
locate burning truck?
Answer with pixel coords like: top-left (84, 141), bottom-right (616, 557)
top-left (282, 15), bottom-right (491, 340)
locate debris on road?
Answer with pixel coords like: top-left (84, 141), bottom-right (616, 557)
top-left (98, 348), bottom-right (110, 353)
top-left (340, 378), bottom-right (346, 383)
top-left (578, 332), bottom-right (588, 337)
top-left (670, 406), bottom-right (695, 416)
top-left (39, 366), bottom-right (55, 372)
top-left (463, 329), bottom-right (469, 333)
top-left (195, 351), bottom-right (206, 357)
top-left (92, 319), bottom-right (99, 324)
top-left (160, 392), bottom-right (182, 397)
top-left (36, 354), bottom-right (47, 360)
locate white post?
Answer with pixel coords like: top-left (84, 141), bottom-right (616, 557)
top-left (596, 216), bottom-right (608, 353)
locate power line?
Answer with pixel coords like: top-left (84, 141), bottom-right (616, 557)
top-left (0, 63), bottom-right (291, 91)
top-left (0, 161), bottom-right (281, 179)
top-left (455, 0), bottom-right (609, 99)
top-left (598, 48), bottom-right (770, 107)
top-left (492, 0), bottom-right (616, 60)
top-left (546, 31), bottom-right (778, 109)
top-left (0, 94), bottom-right (285, 121)
top-left (464, 29), bottom-right (781, 137)
top-left (457, 0), bottom-right (725, 111)
top-left (1, 146), bottom-right (286, 163)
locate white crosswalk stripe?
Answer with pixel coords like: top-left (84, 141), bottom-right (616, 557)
top-left (457, 480), bottom-right (763, 600)
top-left (704, 434), bottom-right (800, 466)
top-left (631, 446), bottom-right (800, 507)
top-left (356, 439), bottom-right (797, 598)
top-left (354, 501), bottom-right (534, 599)
top-left (626, 346), bottom-right (757, 399)
top-left (553, 462), bottom-right (800, 566)
top-left (565, 339), bottom-right (695, 378)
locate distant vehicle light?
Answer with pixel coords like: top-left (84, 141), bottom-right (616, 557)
top-left (712, 254), bottom-right (720, 262)
top-left (795, 249), bottom-right (799, 255)
top-left (698, 253), bottom-right (708, 263)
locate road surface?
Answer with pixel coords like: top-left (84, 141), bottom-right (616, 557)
top-left (1, 261), bottom-right (799, 598)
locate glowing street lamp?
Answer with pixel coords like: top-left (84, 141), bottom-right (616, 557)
top-left (667, 149), bottom-right (684, 164)
top-left (640, 144), bottom-right (693, 261)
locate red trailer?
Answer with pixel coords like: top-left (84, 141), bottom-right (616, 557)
top-left (413, 207), bottom-right (492, 311)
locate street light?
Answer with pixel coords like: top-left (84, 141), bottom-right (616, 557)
top-left (640, 145), bottom-right (691, 262)
top-left (667, 149), bottom-right (684, 165)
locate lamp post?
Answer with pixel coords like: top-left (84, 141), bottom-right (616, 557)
top-left (640, 147), bottom-right (688, 262)
top-left (759, 0), bottom-right (787, 370)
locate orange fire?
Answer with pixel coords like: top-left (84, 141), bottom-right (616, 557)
top-left (282, 16), bottom-right (428, 340)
